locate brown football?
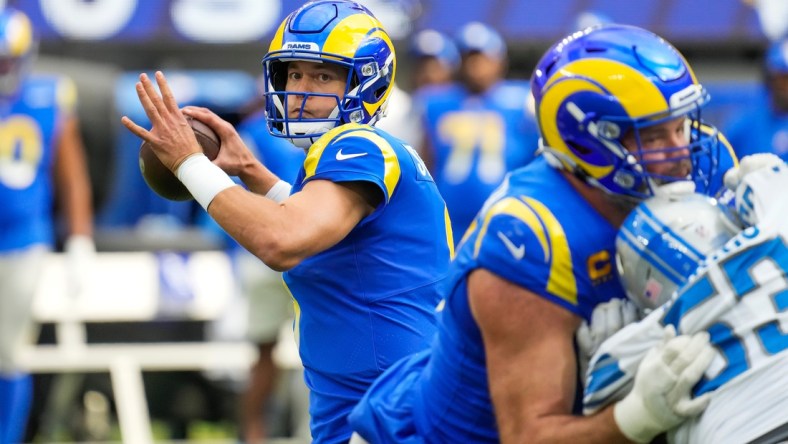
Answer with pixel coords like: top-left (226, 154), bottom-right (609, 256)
top-left (138, 117), bottom-right (221, 201)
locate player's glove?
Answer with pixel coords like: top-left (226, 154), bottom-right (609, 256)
top-left (613, 325), bottom-right (714, 443)
top-left (576, 298), bottom-right (639, 378)
top-left (64, 235), bottom-right (95, 298)
top-left (723, 153), bottom-right (788, 227)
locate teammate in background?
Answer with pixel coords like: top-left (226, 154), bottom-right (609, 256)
top-left (725, 37), bottom-right (788, 161)
top-left (350, 24), bottom-right (735, 443)
top-left (586, 155), bottom-right (788, 444)
top-left (407, 29), bottom-right (459, 91)
top-left (0, 8), bottom-right (94, 443)
top-left (121, 1), bottom-right (453, 442)
top-left (417, 22), bottom-right (539, 240)
top-left (375, 29), bottom-right (459, 153)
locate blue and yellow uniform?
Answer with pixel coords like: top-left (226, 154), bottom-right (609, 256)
top-left (0, 75), bottom-right (76, 252)
top-left (419, 80), bottom-right (539, 239)
top-left (284, 123), bottom-right (453, 443)
top-left (349, 156), bottom-right (625, 442)
top-left (0, 73), bottom-right (76, 444)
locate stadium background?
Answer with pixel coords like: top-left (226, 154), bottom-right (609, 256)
top-left (5, 0), bottom-right (777, 442)
top-left (12, 0), bottom-right (767, 217)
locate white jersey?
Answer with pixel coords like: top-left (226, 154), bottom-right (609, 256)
top-left (584, 210), bottom-right (788, 444)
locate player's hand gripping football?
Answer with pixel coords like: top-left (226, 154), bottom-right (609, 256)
top-left (121, 71), bottom-right (204, 173)
top-left (613, 325), bottom-right (714, 443)
top-left (180, 105), bottom-right (261, 178)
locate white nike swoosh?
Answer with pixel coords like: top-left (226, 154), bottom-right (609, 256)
top-left (336, 149), bottom-right (368, 161)
top-left (497, 231), bottom-right (525, 260)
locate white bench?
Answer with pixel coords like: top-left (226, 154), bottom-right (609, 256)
top-left (17, 251), bottom-right (299, 444)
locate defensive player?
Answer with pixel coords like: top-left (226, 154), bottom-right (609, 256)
top-left (586, 155), bottom-right (788, 444)
top-left (350, 24), bottom-right (735, 443)
top-left (0, 7), bottom-right (94, 443)
top-left (416, 22), bottom-right (539, 239)
top-left (121, 1), bottom-right (453, 442)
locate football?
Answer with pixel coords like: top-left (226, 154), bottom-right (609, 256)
top-left (138, 117), bottom-right (221, 201)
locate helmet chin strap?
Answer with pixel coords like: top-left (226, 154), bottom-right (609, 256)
top-left (283, 106), bottom-right (342, 149)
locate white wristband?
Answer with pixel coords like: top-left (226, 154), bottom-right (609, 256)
top-left (176, 154), bottom-right (236, 210)
top-left (265, 180), bottom-right (292, 203)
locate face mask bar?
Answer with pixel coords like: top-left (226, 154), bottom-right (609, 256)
top-left (601, 104), bottom-right (720, 199)
top-left (262, 50), bottom-right (372, 143)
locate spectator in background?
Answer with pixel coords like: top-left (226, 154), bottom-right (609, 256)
top-left (417, 22), bottom-right (539, 241)
top-left (725, 38), bottom-right (788, 161)
top-left (0, 8), bottom-right (94, 443)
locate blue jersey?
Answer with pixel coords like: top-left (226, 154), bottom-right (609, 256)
top-left (283, 123), bottom-right (453, 443)
top-left (419, 81), bottom-right (539, 240)
top-left (724, 89), bottom-right (788, 161)
top-left (349, 156), bottom-right (626, 443)
top-left (0, 75), bottom-right (76, 252)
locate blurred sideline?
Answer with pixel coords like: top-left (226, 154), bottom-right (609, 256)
top-left (18, 251), bottom-right (303, 444)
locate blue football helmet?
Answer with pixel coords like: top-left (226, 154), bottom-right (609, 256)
top-left (262, 0), bottom-right (396, 148)
top-left (531, 24), bottom-right (721, 200)
top-left (409, 28), bottom-right (460, 71)
top-left (454, 22), bottom-right (507, 60)
top-left (615, 191), bottom-right (736, 311)
top-left (0, 8), bottom-right (36, 98)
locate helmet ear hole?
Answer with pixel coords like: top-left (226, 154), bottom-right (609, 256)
top-left (374, 86), bottom-right (387, 101)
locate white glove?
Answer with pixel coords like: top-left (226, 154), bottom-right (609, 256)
top-left (64, 235), bottom-right (96, 298)
top-left (577, 298), bottom-right (639, 377)
top-left (723, 154), bottom-right (788, 226)
top-left (613, 325), bottom-right (714, 443)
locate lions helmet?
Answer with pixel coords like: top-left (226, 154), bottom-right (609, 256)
top-left (615, 191), bottom-right (736, 311)
top-left (0, 8), bottom-right (36, 98)
top-left (531, 24), bottom-right (720, 200)
top-left (263, 0), bottom-right (396, 148)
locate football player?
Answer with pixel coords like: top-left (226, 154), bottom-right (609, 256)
top-left (585, 154), bottom-right (788, 444)
top-left (407, 28), bottom-right (459, 90)
top-left (0, 7), bottom-right (94, 443)
top-left (121, 1), bottom-right (453, 442)
top-left (416, 22), bottom-right (540, 240)
top-left (350, 24), bottom-right (735, 443)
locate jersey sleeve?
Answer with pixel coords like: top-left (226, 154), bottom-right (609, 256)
top-left (470, 194), bottom-right (584, 316)
top-left (302, 124), bottom-right (401, 204)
